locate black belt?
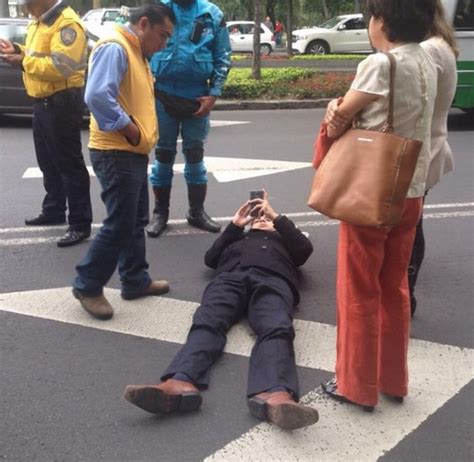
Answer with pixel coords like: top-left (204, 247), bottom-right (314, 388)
top-left (33, 87), bottom-right (82, 102)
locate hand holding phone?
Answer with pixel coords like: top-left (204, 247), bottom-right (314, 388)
top-left (249, 190), bottom-right (264, 217)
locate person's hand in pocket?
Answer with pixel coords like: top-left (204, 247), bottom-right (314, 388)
top-left (118, 121), bottom-right (141, 146)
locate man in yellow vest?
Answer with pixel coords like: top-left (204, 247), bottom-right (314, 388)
top-left (72, 4), bottom-right (175, 320)
top-left (0, 0), bottom-right (92, 247)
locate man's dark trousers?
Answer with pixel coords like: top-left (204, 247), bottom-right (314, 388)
top-left (161, 266), bottom-right (300, 399)
top-left (32, 88), bottom-right (92, 231)
top-left (73, 151), bottom-right (152, 298)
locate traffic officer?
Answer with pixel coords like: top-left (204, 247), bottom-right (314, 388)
top-left (0, 0), bottom-right (92, 247)
top-left (124, 193), bottom-right (319, 431)
top-left (146, 0), bottom-right (232, 238)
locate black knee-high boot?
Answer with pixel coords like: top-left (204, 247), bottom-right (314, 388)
top-left (146, 186), bottom-right (171, 238)
top-left (186, 183), bottom-right (221, 233)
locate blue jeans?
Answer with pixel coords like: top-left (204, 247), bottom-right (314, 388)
top-left (149, 99), bottom-right (209, 187)
top-left (73, 150), bottom-right (151, 297)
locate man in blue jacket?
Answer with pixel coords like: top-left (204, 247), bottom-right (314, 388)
top-left (146, 0), bottom-right (232, 238)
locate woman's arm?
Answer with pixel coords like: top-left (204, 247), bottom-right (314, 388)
top-left (326, 89), bottom-right (379, 139)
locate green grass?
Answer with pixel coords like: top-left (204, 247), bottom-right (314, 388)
top-left (230, 53), bottom-right (366, 61)
top-left (227, 68), bottom-right (317, 82)
top-left (222, 68), bottom-right (353, 99)
top-left (291, 54), bottom-right (366, 60)
top-left (231, 54), bottom-right (250, 61)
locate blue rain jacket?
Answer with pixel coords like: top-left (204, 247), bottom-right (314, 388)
top-left (150, 0), bottom-right (232, 98)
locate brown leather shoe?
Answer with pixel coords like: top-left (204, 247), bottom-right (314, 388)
top-left (248, 391), bottom-right (319, 430)
top-left (121, 280), bottom-right (170, 300)
top-left (124, 379), bottom-right (202, 414)
top-left (72, 288), bottom-right (113, 320)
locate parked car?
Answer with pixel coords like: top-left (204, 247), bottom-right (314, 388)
top-left (227, 20), bottom-right (276, 55)
top-left (81, 7), bottom-right (121, 39)
top-left (292, 14), bottom-right (372, 55)
top-left (0, 18), bottom-right (32, 114)
top-left (0, 17), bottom-right (94, 115)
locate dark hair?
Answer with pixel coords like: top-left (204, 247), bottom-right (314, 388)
top-left (367, 0), bottom-right (436, 43)
top-left (129, 3), bottom-right (176, 26)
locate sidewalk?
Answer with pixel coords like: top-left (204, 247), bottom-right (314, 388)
top-left (215, 98), bottom-right (331, 111)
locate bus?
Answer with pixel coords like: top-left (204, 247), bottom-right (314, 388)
top-left (443, 0), bottom-right (474, 111)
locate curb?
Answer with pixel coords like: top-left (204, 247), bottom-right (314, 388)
top-left (215, 99), bottom-right (331, 111)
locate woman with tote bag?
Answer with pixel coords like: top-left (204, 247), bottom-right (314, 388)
top-left (319, 0), bottom-right (438, 412)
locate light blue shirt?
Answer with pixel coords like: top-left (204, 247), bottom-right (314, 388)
top-left (84, 41), bottom-right (130, 131)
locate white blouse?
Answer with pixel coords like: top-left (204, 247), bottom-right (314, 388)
top-left (421, 36), bottom-right (457, 189)
top-left (350, 43), bottom-right (437, 198)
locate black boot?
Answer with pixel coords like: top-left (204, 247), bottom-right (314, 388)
top-left (146, 187), bottom-right (171, 238)
top-left (186, 183), bottom-right (221, 233)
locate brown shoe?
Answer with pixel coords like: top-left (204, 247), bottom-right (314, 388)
top-left (121, 280), bottom-right (170, 300)
top-left (72, 288), bottom-right (113, 320)
top-left (124, 379), bottom-right (202, 414)
top-left (248, 391), bottom-right (319, 430)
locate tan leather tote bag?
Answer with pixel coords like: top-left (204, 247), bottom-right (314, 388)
top-left (308, 53), bottom-right (423, 227)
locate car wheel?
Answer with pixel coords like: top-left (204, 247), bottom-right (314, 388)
top-left (306, 40), bottom-right (330, 55)
top-left (260, 44), bottom-right (272, 56)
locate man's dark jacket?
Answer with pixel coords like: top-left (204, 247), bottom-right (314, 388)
top-left (204, 215), bottom-right (313, 303)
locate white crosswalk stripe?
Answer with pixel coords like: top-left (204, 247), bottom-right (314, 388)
top-left (0, 203), bottom-right (473, 247)
top-left (0, 288), bottom-right (472, 462)
top-left (22, 157), bottom-right (312, 183)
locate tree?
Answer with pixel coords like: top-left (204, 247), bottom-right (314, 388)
top-left (358, 0), bottom-right (371, 25)
top-left (286, 0), bottom-right (293, 56)
top-left (320, 0), bottom-right (329, 19)
top-left (252, 0), bottom-right (262, 80)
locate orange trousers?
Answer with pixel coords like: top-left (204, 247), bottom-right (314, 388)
top-left (335, 198), bottom-right (423, 406)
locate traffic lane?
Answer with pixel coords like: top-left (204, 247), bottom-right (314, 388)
top-left (2, 108), bottom-right (473, 228)
top-left (0, 122), bottom-right (92, 228)
top-left (1, 207), bottom-right (473, 350)
top-left (1, 158), bottom-right (473, 348)
top-left (0, 310), bottom-right (328, 461)
top-left (0, 109), bottom-right (314, 228)
top-left (0, 107), bottom-right (389, 226)
top-left (380, 379), bottom-right (474, 462)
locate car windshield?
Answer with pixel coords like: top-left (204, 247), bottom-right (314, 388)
top-left (0, 24), bottom-right (10, 38)
top-left (103, 11), bottom-right (119, 22)
top-left (83, 11), bottom-right (103, 21)
top-left (0, 23), bottom-right (27, 43)
top-left (319, 16), bottom-right (342, 29)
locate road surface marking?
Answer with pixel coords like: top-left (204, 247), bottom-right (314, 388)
top-left (0, 288), bottom-right (472, 462)
top-left (0, 210), bottom-right (473, 246)
top-left (210, 120), bottom-right (251, 127)
top-left (1, 202), bottom-right (472, 235)
top-left (22, 157), bottom-right (312, 182)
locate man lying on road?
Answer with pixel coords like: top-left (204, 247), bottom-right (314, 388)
top-left (124, 193), bottom-right (319, 430)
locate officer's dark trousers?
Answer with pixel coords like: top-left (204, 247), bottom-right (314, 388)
top-left (32, 88), bottom-right (92, 231)
top-left (161, 267), bottom-right (300, 399)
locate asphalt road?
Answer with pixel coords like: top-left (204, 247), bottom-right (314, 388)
top-left (0, 109), bottom-right (473, 461)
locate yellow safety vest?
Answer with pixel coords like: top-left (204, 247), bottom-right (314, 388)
top-left (88, 26), bottom-right (158, 155)
top-left (17, 3), bottom-right (87, 98)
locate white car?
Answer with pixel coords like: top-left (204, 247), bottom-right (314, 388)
top-left (82, 8), bottom-right (121, 39)
top-left (292, 14), bottom-right (372, 55)
top-left (227, 20), bottom-right (276, 55)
